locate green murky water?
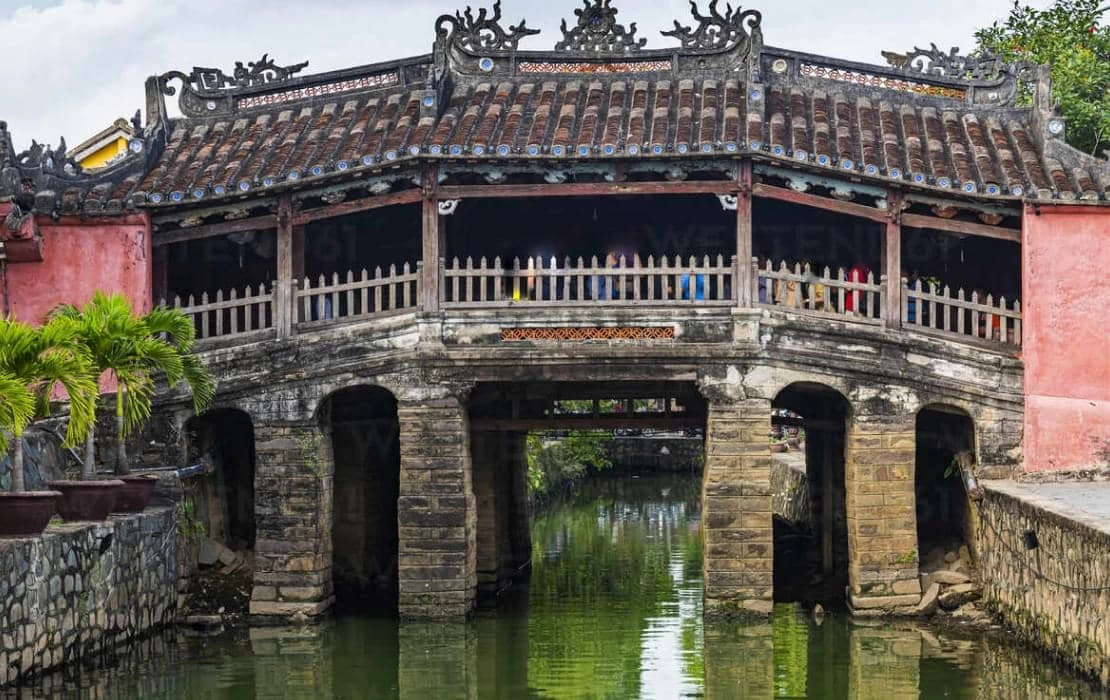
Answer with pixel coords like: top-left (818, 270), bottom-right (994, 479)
top-left (12, 475), bottom-right (1105, 699)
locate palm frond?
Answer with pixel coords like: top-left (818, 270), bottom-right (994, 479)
top-left (0, 372), bottom-right (36, 454)
top-left (181, 353), bottom-right (216, 414)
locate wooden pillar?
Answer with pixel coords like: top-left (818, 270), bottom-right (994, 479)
top-left (422, 165), bottom-right (442, 313)
top-left (275, 194), bottom-right (295, 338)
top-left (152, 245), bottom-right (169, 306)
top-left (736, 160), bottom-right (753, 307)
top-left (882, 191), bottom-right (903, 327)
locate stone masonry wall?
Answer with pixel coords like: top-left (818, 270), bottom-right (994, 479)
top-left (844, 412), bottom-right (921, 609)
top-left (702, 398), bottom-right (774, 615)
top-left (975, 483), bottom-right (1109, 686)
top-left (250, 420), bottom-right (335, 618)
top-left (0, 507), bottom-right (178, 688)
top-left (397, 397), bottom-right (477, 619)
top-left (607, 436), bottom-right (704, 471)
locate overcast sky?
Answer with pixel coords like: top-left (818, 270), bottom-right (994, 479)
top-left (0, 0), bottom-right (1044, 150)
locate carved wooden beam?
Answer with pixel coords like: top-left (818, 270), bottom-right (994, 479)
top-left (291, 188), bottom-right (423, 226)
top-left (437, 180), bottom-right (737, 200)
top-left (153, 215), bottom-right (278, 246)
top-left (900, 212), bottom-right (1020, 242)
top-left (751, 182), bottom-right (889, 223)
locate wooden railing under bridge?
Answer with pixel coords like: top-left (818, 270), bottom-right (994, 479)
top-left (165, 256), bottom-right (1022, 350)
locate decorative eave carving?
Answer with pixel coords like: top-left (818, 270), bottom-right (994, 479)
top-left (435, 1), bottom-right (540, 53)
top-left (555, 0), bottom-right (646, 53)
top-left (662, 0), bottom-right (762, 53)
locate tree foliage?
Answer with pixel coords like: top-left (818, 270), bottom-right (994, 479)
top-left (51, 292), bottom-right (216, 474)
top-left (0, 316), bottom-right (98, 491)
top-left (975, 0), bottom-right (1110, 156)
top-left (526, 431), bottom-right (613, 497)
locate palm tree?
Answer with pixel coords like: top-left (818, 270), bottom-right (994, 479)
top-left (0, 317), bottom-right (97, 492)
top-left (51, 292), bottom-right (215, 476)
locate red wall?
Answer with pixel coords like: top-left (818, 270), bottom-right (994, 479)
top-left (2, 213), bottom-right (152, 324)
top-left (1022, 203), bottom-right (1110, 472)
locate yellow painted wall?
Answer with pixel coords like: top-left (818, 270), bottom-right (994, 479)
top-left (78, 137), bottom-right (129, 169)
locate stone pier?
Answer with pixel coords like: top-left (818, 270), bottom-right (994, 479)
top-left (397, 395), bottom-right (477, 619)
top-left (473, 430), bottom-right (530, 595)
top-left (844, 411), bottom-right (921, 610)
top-left (250, 419), bottom-right (335, 618)
top-left (702, 397), bottom-right (774, 615)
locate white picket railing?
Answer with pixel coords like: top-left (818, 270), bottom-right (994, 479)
top-left (166, 256), bottom-right (1022, 351)
top-left (167, 284), bottom-right (275, 342)
top-left (904, 280), bottom-right (1022, 347)
top-left (753, 260), bottom-right (885, 324)
top-left (297, 263), bottom-right (421, 326)
top-left (442, 254), bottom-right (736, 308)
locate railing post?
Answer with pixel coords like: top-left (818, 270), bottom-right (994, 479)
top-left (736, 160), bottom-right (753, 308)
top-left (882, 190), bottom-right (903, 328)
top-left (288, 279), bottom-right (299, 337)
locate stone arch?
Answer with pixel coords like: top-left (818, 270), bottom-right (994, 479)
top-left (317, 384), bottom-right (401, 613)
top-left (184, 408), bottom-right (258, 552)
top-left (771, 382), bottom-right (852, 608)
top-left (915, 404), bottom-right (977, 571)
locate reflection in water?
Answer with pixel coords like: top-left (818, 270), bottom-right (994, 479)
top-left (13, 474), bottom-right (1105, 699)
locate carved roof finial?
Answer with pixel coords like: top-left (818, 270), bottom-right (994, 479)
top-left (436, 1), bottom-right (540, 52)
top-left (555, 0), bottom-right (646, 53)
top-left (662, 0), bottom-right (762, 52)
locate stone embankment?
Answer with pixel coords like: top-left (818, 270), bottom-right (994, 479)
top-left (0, 507), bottom-right (179, 688)
top-left (975, 481), bottom-right (1109, 686)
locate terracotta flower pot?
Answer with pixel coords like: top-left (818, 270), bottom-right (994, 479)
top-left (47, 480), bottom-right (124, 522)
top-left (0, 491), bottom-right (61, 538)
top-left (770, 442), bottom-right (788, 453)
top-left (114, 475), bottom-right (159, 513)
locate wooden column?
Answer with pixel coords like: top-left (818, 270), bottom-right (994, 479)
top-left (422, 165), bottom-right (442, 313)
top-left (882, 190), bottom-right (903, 327)
top-left (275, 194), bottom-right (295, 338)
top-left (152, 245), bottom-right (169, 307)
top-left (736, 160), bottom-right (753, 307)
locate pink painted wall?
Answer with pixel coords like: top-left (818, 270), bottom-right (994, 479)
top-left (2, 213), bottom-right (152, 324)
top-left (1022, 203), bottom-right (1110, 472)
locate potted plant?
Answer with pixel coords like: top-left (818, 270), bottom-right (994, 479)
top-left (0, 316), bottom-right (98, 535)
top-left (51, 292), bottom-right (215, 513)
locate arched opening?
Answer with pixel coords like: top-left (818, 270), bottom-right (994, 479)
top-left (915, 406), bottom-right (976, 571)
top-left (320, 386), bottom-right (400, 614)
top-left (186, 408), bottom-right (257, 551)
top-left (771, 382), bottom-right (850, 609)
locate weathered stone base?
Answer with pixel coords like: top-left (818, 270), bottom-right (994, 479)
top-left (0, 508), bottom-right (178, 688)
top-left (248, 598), bottom-right (335, 620)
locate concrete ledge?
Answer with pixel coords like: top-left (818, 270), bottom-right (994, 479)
top-left (849, 594), bottom-right (922, 611)
top-left (249, 598), bottom-right (334, 619)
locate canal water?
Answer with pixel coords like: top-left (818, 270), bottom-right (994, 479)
top-left (14, 474), bottom-right (1106, 699)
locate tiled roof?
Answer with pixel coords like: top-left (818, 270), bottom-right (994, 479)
top-left (2, 0), bottom-right (1108, 213)
top-left (121, 77), bottom-right (1108, 208)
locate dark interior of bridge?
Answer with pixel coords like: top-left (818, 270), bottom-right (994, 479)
top-left (324, 386), bottom-right (401, 614)
top-left (186, 408), bottom-right (257, 552)
top-left (770, 383), bottom-right (850, 610)
top-left (915, 407), bottom-right (976, 565)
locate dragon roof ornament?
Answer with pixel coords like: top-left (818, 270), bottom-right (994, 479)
top-left (661, 0), bottom-right (762, 53)
top-left (435, 1), bottom-right (540, 53)
top-left (555, 0), bottom-right (646, 53)
top-left (158, 54), bottom-right (310, 118)
top-left (880, 44), bottom-right (1011, 82)
top-left (159, 54), bottom-right (309, 94)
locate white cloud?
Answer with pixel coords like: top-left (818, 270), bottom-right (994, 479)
top-left (0, 0), bottom-right (1044, 151)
